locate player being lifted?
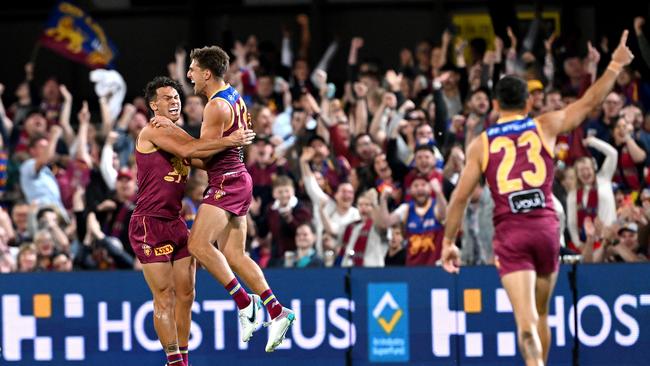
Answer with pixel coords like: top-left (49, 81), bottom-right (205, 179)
top-left (186, 46), bottom-right (295, 352)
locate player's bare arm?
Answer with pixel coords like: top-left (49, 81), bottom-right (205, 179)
top-left (200, 98), bottom-right (232, 140)
top-left (441, 136), bottom-right (484, 273)
top-left (141, 118), bottom-right (254, 159)
top-left (537, 30), bottom-right (635, 143)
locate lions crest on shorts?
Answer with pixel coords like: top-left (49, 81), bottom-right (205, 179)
top-left (214, 189), bottom-right (226, 200)
top-left (142, 244), bottom-right (152, 257)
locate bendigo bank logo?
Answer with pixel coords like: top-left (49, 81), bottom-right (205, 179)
top-left (374, 292), bottom-right (403, 334)
top-left (154, 244), bottom-right (174, 256)
top-left (368, 283), bottom-right (409, 362)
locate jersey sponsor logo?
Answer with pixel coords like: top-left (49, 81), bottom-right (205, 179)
top-left (486, 119), bottom-right (535, 138)
top-left (154, 244), bottom-right (174, 256)
top-left (141, 244), bottom-right (152, 257)
top-left (507, 188), bottom-right (545, 213)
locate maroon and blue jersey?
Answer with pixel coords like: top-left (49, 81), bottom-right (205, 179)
top-left (205, 84), bottom-right (249, 184)
top-left (482, 116), bottom-right (557, 227)
top-left (404, 200), bottom-right (443, 265)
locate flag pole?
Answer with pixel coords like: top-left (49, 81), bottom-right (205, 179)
top-left (29, 42), bottom-right (41, 64)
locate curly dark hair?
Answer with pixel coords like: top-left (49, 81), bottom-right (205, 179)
top-left (144, 76), bottom-right (182, 106)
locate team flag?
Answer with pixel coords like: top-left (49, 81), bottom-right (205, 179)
top-left (40, 1), bottom-right (118, 69)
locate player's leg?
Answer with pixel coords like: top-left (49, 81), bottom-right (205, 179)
top-left (188, 204), bottom-right (253, 316)
top-left (218, 215), bottom-right (269, 294)
top-left (172, 256), bottom-right (196, 366)
top-left (142, 262), bottom-right (184, 365)
top-left (218, 215), bottom-right (295, 352)
top-left (535, 271), bottom-right (558, 365)
top-left (187, 204), bottom-right (236, 285)
top-left (501, 270), bottom-right (544, 366)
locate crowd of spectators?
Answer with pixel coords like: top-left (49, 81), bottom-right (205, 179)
top-left (1, 14), bottom-right (649, 273)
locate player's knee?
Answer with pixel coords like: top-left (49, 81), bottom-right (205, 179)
top-left (536, 303), bottom-right (549, 316)
top-left (153, 286), bottom-right (175, 318)
top-left (175, 286), bottom-right (195, 305)
top-left (187, 238), bottom-right (204, 258)
top-left (516, 317), bottom-right (539, 334)
top-left (514, 311), bottom-right (539, 329)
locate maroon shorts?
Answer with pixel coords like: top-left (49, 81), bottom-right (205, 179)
top-left (128, 215), bottom-right (190, 264)
top-left (202, 171), bottom-right (252, 216)
top-left (493, 217), bottom-right (560, 277)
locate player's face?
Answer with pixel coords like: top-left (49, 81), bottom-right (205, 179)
top-left (187, 60), bottom-right (206, 96)
top-left (152, 86), bottom-right (182, 122)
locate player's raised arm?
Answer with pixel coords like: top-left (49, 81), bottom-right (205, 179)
top-left (538, 30), bottom-right (635, 136)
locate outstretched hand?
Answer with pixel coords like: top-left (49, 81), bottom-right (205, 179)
top-left (77, 101), bottom-right (90, 124)
top-left (441, 238), bottom-right (461, 274)
top-left (150, 115), bottom-right (174, 128)
top-left (227, 128), bottom-right (256, 147)
top-left (611, 30), bottom-right (634, 66)
top-left (300, 146), bottom-right (316, 162)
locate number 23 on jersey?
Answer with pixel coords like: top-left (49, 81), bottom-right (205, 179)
top-left (489, 130), bottom-right (547, 195)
